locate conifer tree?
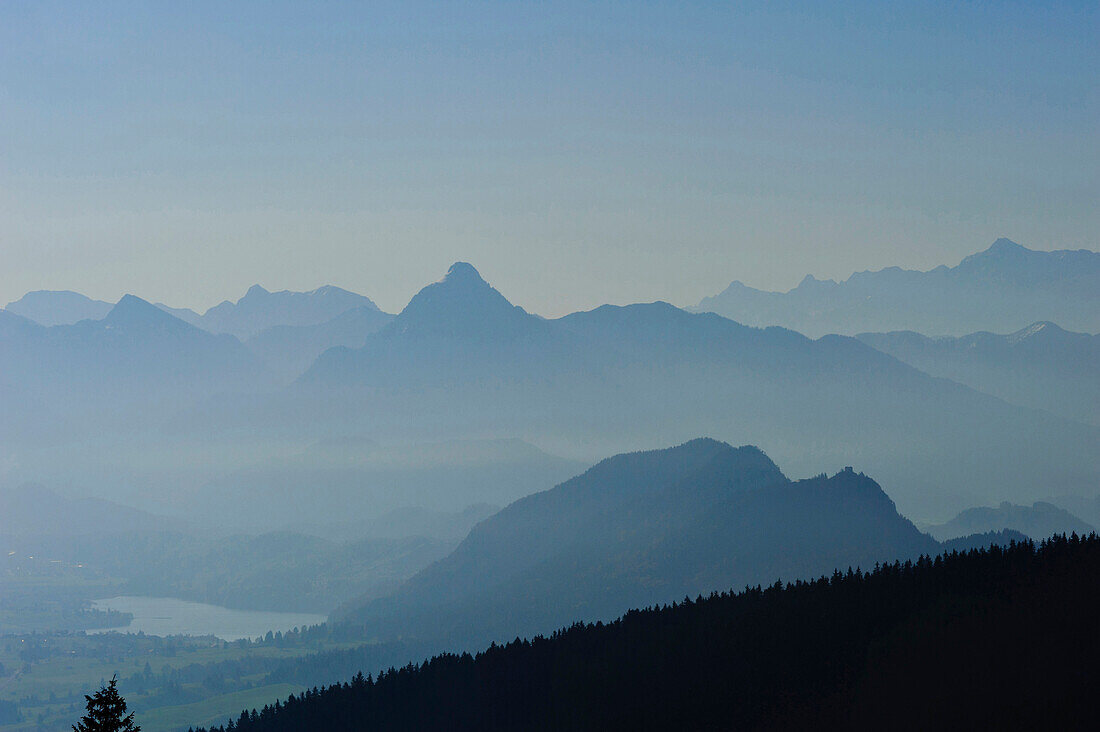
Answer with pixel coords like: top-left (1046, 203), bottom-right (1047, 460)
top-left (73, 676), bottom-right (140, 732)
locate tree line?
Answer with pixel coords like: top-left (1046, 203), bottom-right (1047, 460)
top-left (185, 534), bottom-right (1100, 730)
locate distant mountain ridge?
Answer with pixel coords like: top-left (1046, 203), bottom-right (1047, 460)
top-left (295, 262), bottom-right (1100, 519)
top-left (695, 239), bottom-right (1100, 337)
top-left (0, 294), bottom-right (269, 438)
top-left (5, 290), bottom-right (113, 326)
top-left (302, 262), bottom-right (570, 387)
top-left (3, 284), bottom-right (392, 385)
top-left (245, 306), bottom-right (395, 383)
top-left (157, 284), bottom-right (385, 339)
top-left (925, 501), bottom-right (1095, 542)
top-left (161, 284), bottom-right (395, 380)
top-left (0, 483), bottom-right (173, 537)
top-left (857, 322), bottom-right (1100, 425)
top-left (338, 439), bottom-right (938, 646)
top-left (4, 261), bottom-right (1099, 522)
top-left (4, 283), bottom-right (384, 337)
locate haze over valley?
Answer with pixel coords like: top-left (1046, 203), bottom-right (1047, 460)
top-left (3, 242), bottom-right (1097, 527)
top-left (5, 247), bottom-right (1098, 732)
top-left (2, 2), bottom-right (1097, 729)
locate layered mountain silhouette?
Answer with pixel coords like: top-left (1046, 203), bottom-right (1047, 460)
top-left (50, 294), bottom-right (262, 389)
top-left (1048, 495), bottom-right (1100, 530)
top-left (857, 322), bottom-right (1099, 425)
top-left (925, 501), bottom-right (1095, 542)
top-left (352, 504), bottom-right (499, 542)
top-left (245, 306), bottom-right (395, 384)
top-left (4, 290), bottom-right (113, 326)
top-left (4, 262), bottom-right (1099, 520)
top-left (695, 239), bottom-right (1100, 337)
top-left (0, 307), bottom-right (42, 336)
top-left (303, 262), bottom-right (567, 387)
top-left (337, 439), bottom-right (938, 646)
top-left (156, 284), bottom-right (384, 340)
top-left (0, 483), bottom-right (173, 537)
top-left (295, 262), bottom-right (1100, 519)
top-left (391, 262), bottom-right (540, 339)
top-left (5, 283), bottom-right (385, 343)
top-left (0, 295), bottom-right (267, 437)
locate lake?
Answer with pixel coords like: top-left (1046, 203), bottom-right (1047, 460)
top-left (90, 596), bottom-right (327, 641)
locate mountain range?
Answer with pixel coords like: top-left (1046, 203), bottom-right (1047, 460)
top-left (337, 439), bottom-right (940, 646)
top-left (924, 501), bottom-right (1096, 542)
top-left (244, 305), bottom-right (394, 384)
top-left (5, 284), bottom-right (382, 337)
top-left (3, 245), bottom-right (1099, 522)
top-left (857, 322), bottom-right (1099, 425)
top-left (695, 239), bottom-right (1100, 337)
top-left (0, 295), bottom-right (266, 431)
top-left (0, 483), bottom-right (173, 537)
top-left (3, 284), bottom-right (395, 388)
top-left (158, 284), bottom-right (385, 340)
top-left (294, 261), bottom-right (1100, 519)
top-left (4, 290), bottom-right (114, 326)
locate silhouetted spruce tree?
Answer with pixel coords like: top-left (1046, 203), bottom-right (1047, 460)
top-left (73, 676), bottom-right (140, 732)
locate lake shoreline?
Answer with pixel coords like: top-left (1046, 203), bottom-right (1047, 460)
top-left (90, 596), bottom-right (327, 642)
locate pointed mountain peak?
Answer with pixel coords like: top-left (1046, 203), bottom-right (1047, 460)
top-left (244, 284), bottom-right (270, 299)
top-left (107, 294), bottom-right (165, 316)
top-left (392, 263), bottom-right (535, 338)
top-left (105, 294), bottom-right (195, 331)
top-left (796, 274), bottom-right (837, 289)
top-left (988, 237), bottom-right (1025, 253)
top-left (1007, 321), bottom-right (1070, 344)
top-left (957, 238), bottom-right (1034, 271)
top-left (964, 238), bottom-right (1029, 262)
top-left (444, 262), bottom-right (486, 284)
top-left (110, 293), bottom-right (160, 313)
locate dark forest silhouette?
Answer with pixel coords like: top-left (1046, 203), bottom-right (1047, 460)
top-left (193, 534), bottom-right (1100, 731)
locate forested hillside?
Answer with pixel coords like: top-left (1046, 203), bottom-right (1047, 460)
top-left (196, 535), bottom-right (1100, 731)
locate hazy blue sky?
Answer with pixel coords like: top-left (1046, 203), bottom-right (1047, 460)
top-left (2, 1), bottom-right (1096, 316)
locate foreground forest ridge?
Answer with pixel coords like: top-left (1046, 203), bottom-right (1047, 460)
top-left (191, 535), bottom-right (1100, 731)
